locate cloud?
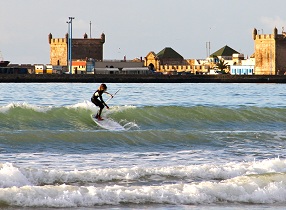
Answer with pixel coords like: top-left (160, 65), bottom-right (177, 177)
top-left (260, 16), bottom-right (286, 32)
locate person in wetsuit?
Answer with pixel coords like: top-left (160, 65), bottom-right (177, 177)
top-left (91, 83), bottom-right (113, 120)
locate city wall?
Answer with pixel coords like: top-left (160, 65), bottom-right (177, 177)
top-left (0, 74), bottom-right (285, 83)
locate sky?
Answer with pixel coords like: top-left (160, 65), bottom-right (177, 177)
top-left (1, 0), bottom-right (286, 64)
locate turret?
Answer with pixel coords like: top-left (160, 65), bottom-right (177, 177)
top-left (253, 28), bottom-right (257, 40)
top-left (101, 33), bottom-right (105, 43)
top-left (273, 27), bottom-right (278, 39)
top-left (48, 33), bottom-right (52, 44)
top-left (65, 33), bottom-right (68, 43)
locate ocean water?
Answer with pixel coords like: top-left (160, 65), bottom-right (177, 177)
top-left (0, 82), bottom-right (286, 209)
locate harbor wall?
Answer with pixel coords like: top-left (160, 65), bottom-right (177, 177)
top-left (0, 74), bottom-right (286, 83)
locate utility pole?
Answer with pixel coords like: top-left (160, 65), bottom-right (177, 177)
top-left (206, 41), bottom-right (211, 57)
top-left (68, 17), bottom-right (75, 74)
top-left (66, 21), bottom-right (70, 71)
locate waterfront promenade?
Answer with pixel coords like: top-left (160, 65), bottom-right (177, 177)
top-left (0, 74), bottom-right (286, 83)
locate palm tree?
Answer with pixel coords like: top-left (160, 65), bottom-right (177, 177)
top-left (215, 59), bottom-right (229, 74)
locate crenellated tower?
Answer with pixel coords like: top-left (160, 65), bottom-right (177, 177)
top-left (49, 32), bottom-right (106, 66)
top-left (253, 27), bottom-right (286, 75)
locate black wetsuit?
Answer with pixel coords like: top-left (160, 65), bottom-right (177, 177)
top-left (91, 89), bottom-right (106, 109)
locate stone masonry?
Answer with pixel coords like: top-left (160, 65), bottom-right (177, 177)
top-left (48, 33), bottom-right (105, 66)
top-left (253, 27), bottom-right (286, 75)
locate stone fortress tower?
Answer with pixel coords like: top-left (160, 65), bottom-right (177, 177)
top-left (253, 27), bottom-right (286, 75)
top-left (48, 32), bottom-right (105, 66)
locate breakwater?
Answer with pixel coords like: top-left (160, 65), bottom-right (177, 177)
top-left (0, 74), bottom-right (286, 83)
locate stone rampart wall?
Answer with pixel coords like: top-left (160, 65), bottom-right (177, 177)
top-left (0, 74), bottom-right (285, 83)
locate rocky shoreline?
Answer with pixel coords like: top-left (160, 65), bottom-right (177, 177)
top-left (0, 74), bottom-right (286, 83)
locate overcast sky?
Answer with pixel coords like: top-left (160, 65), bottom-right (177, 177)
top-left (1, 0), bottom-right (286, 64)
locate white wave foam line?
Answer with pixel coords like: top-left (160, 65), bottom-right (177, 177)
top-left (121, 120), bottom-right (139, 130)
top-left (107, 105), bottom-right (137, 113)
top-left (1, 160), bottom-right (286, 206)
top-left (66, 100), bottom-right (95, 110)
top-left (1, 177), bottom-right (286, 207)
top-left (0, 163), bottom-right (31, 188)
top-left (66, 101), bottom-right (136, 113)
top-left (1, 158), bottom-right (282, 188)
top-left (0, 102), bottom-right (52, 113)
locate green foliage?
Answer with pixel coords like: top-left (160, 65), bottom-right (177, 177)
top-left (215, 59), bottom-right (229, 74)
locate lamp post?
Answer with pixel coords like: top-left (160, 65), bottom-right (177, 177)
top-left (68, 17), bottom-right (75, 74)
top-left (66, 21), bottom-right (70, 72)
top-left (206, 41), bottom-right (210, 57)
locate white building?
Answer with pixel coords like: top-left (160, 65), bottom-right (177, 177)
top-left (230, 65), bottom-right (254, 75)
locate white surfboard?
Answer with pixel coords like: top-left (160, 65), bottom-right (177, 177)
top-left (91, 114), bottom-right (125, 131)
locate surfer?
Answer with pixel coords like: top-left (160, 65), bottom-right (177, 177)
top-left (91, 83), bottom-right (113, 121)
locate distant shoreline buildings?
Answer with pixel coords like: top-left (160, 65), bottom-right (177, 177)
top-left (1, 27), bottom-right (286, 75)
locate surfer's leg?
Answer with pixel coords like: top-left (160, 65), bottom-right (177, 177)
top-left (97, 108), bottom-right (102, 117)
top-left (97, 103), bottom-right (105, 120)
top-left (92, 98), bottom-right (103, 119)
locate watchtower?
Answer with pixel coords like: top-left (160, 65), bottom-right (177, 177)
top-left (48, 33), bottom-right (105, 66)
top-left (253, 27), bottom-right (286, 75)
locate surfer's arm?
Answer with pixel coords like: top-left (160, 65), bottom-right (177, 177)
top-left (104, 91), bottom-right (113, 98)
top-left (102, 101), bottom-right (109, 109)
top-left (99, 96), bottom-right (109, 109)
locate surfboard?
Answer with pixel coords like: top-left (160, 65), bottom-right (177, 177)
top-left (91, 114), bottom-right (125, 131)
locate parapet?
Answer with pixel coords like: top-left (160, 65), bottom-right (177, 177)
top-left (101, 33), bottom-right (105, 43)
top-left (48, 32), bottom-right (106, 44)
top-left (255, 34), bottom-right (275, 40)
top-left (50, 38), bottom-right (67, 44)
top-left (253, 27), bottom-right (286, 40)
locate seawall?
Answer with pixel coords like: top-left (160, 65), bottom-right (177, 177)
top-left (0, 74), bottom-right (286, 83)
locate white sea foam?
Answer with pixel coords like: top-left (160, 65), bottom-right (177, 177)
top-left (121, 120), bottom-right (140, 130)
top-left (0, 163), bottom-right (31, 188)
top-left (1, 177), bottom-right (286, 207)
top-left (0, 102), bottom-right (52, 113)
top-left (0, 103), bottom-right (14, 113)
top-left (66, 100), bottom-right (95, 110)
top-left (1, 159), bottom-right (286, 206)
top-left (1, 158), bottom-right (286, 188)
top-left (66, 101), bottom-right (136, 113)
top-left (107, 104), bottom-right (137, 113)
top-left (0, 101), bottom-right (136, 116)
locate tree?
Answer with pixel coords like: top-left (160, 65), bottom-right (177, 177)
top-left (215, 59), bottom-right (229, 74)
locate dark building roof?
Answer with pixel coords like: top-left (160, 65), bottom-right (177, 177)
top-left (156, 47), bottom-right (184, 59)
top-left (210, 45), bottom-right (239, 57)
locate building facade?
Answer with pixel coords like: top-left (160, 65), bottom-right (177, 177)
top-left (48, 33), bottom-right (105, 66)
top-left (230, 65), bottom-right (254, 75)
top-left (253, 27), bottom-right (286, 75)
top-left (144, 47), bottom-right (189, 74)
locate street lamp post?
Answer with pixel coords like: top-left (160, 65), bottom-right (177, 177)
top-left (66, 21), bottom-right (70, 72)
top-left (206, 41), bottom-right (210, 57)
top-left (68, 17), bottom-right (75, 74)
